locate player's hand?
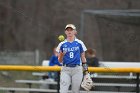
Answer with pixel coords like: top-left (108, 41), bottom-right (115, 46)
top-left (82, 63), bottom-right (88, 73)
top-left (59, 51), bottom-right (66, 57)
top-left (58, 51), bottom-right (66, 63)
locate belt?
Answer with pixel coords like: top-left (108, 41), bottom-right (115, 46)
top-left (63, 64), bottom-right (80, 67)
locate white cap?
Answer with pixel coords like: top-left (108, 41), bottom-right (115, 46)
top-left (65, 24), bottom-right (76, 30)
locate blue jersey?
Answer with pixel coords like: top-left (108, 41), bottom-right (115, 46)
top-left (56, 38), bottom-right (87, 65)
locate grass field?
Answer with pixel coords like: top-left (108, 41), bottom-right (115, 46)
top-left (0, 71), bottom-right (40, 88)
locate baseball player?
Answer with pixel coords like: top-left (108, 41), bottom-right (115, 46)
top-left (56, 24), bottom-right (88, 93)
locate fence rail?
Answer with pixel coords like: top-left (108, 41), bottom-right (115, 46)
top-left (0, 65), bottom-right (140, 73)
top-left (0, 65), bottom-right (140, 93)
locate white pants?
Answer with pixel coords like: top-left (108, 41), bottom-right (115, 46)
top-left (59, 66), bottom-right (83, 93)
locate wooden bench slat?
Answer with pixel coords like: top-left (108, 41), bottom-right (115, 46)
top-left (93, 75), bottom-right (136, 79)
top-left (0, 87), bottom-right (135, 93)
top-left (15, 79), bottom-right (57, 84)
top-left (94, 83), bottom-right (136, 87)
top-left (0, 87), bottom-right (57, 92)
top-left (15, 79), bottom-right (137, 87)
top-left (32, 72), bottom-right (47, 76)
top-left (78, 91), bottom-right (135, 93)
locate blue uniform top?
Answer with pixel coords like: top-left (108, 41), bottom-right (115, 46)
top-left (49, 55), bottom-right (62, 66)
top-left (56, 38), bottom-right (87, 65)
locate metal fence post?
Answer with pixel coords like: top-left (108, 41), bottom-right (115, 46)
top-left (136, 73), bottom-right (139, 93)
top-left (57, 71), bottom-right (60, 93)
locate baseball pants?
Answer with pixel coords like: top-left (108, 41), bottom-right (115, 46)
top-left (59, 66), bottom-right (83, 93)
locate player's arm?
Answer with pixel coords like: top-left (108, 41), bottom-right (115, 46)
top-left (81, 52), bottom-right (88, 73)
top-left (56, 43), bottom-right (65, 63)
top-left (81, 52), bottom-right (87, 64)
top-left (58, 51), bottom-right (64, 63)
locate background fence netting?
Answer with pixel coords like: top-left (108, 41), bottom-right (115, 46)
top-left (81, 10), bottom-right (140, 62)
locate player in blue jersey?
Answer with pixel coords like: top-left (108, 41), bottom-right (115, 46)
top-left (56, 24), bottom-right (88, 93)
top-left (49, 47), bottom-right (62, 66)
top-left (48, 47), bottom-right (62, 81)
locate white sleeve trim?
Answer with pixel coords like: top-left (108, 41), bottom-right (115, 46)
top-left (75, 39), bottom-right (87, 51)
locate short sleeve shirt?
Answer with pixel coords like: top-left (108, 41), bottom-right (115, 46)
top-left (56, 38), bottom-right (87, 65)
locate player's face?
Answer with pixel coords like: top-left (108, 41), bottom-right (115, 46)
top-left (65, 27), bottom-right (76, 37)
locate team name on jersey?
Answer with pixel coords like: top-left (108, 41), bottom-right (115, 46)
top-left (63, 46), bottom-right (79, 52)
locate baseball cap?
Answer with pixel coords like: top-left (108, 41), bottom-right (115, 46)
top-left (65, 24), bottom-right (76, 30)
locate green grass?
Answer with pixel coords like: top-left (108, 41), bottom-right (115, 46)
top-left (0, 90), bottom-right (5, 93)
top-left (0, 71), bottom-right (40, 88)
top-left (0, 71), bottom-right (43, 93)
